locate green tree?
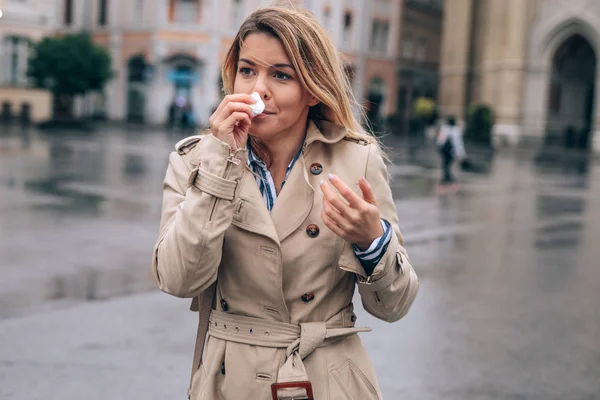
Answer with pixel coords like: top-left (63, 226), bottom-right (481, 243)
top-left (27, 32), bottom-right (113, 119)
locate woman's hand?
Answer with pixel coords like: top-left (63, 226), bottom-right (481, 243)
top-left (208, 94), bottom-right (256, 150)
top-left (320, 174), bottom-right (384, 250)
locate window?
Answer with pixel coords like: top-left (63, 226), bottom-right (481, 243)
top-left (98, 0), bottom-right (108, 25)
top-left (10, 38), bottom-right (19, 84)
top-left (370, 21), bottom-right (378, 49)
top-left (4, 36), bottom-right (28, 85)
top-left (342, 12), bottom-right (352, 48)
top-left (379, 21), bottom-right (389, 53)
top-left (172, 0), bottom-right (199, 23)
top-left (64, 0), bottom-right (73, 25)
top-left (232, 0), bottom-right (244, 30)
top-left (370, 20), bottom-right (389, 53)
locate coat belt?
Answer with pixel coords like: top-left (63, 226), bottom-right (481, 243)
top-left (207, 306), bottom-right (371, 399)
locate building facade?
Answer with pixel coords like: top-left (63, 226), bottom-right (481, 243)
top-left (56, 0), bottom-right (401, 127)
top-left (0, 0), bottom-right (55, 122)
top-left (396, 0), bottom-right (443, 133)
top-left (440, 0), bottom-right (600, 151)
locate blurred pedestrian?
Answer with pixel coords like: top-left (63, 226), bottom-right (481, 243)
top-left (436, 115), bottom-right (466, 194)
top-left (167, 101), bottom-right (177, 131)
top-left (180, 103), bottom-right (195, 134)
top-left (151, 6), bottom-right (418, 400)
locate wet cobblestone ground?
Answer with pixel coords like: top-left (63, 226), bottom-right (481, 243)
top-left (1, 124), bottom-right (599, 399)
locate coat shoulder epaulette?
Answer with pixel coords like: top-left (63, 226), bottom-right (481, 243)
top-left (342, 136), bottom-right (369, 146)
top-left (175, 135), bottom-right (204, 155)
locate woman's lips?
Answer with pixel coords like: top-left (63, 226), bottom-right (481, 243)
top-left (253, 111), bottom-right (274, 119)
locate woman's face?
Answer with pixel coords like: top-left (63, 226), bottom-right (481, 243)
top-left (234, 33), bottom-right (319, 142)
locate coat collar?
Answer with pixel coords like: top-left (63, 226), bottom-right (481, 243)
top-left (304, 120), bottom-right (348, 147)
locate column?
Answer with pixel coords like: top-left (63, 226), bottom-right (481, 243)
top-left (53, 0), bottom-right (63, 27)
top-left (201, 0), bottom-right (221, 125)
top-left (0, 36), bottom-right (4, 85)
top-left (330, 0), bottom-right (343, 48)
top-left (107, 33), bottom-right (125, 120)
top-left (353, 0), bottom-right (371, 109)
top-left (109, 0), bottom-right (122, 27)
top-left (493, 0), bottom-right (528, 145)
top-left (388, 0), bottom-right (401, 59)
top-left (478, 0), bottom-right (505, 108)
top-left (156, 0), bottom-right (169, 26)
top-left (438, 0), bottom-right (475, 119)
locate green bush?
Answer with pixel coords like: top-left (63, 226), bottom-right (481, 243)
top-left (465, 104), bottom-right (495, 145)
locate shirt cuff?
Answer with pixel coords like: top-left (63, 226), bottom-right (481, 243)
top-left (353, 219), bottom-right (392, 275)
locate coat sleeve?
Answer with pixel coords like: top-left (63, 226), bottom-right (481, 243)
top-left (151, 134), bottom-right (248, 298)
top-left (355, 143), bottom-right (419, 322)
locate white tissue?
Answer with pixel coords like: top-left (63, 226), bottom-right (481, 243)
top-left (249, 92), bottom-right (266, 117)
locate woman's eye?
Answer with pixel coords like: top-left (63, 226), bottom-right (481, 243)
top-left (239, 67), bottom-right (254, 76)
top-left (274, 71), bottom-right (291, 81)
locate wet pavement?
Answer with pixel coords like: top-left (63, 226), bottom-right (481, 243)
top-left (1, 124), bottom-right (599, 399)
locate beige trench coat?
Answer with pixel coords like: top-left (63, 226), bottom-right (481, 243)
top-left (151, 120), bottom-right (419, 400)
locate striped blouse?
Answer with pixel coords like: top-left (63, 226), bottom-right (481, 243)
top-left (246, 139), bottom-right (391, 275)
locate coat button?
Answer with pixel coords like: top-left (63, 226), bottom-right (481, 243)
top-left (220, 299), bottom-right (229, 312)
top-left (310, 163), bottom-right (323, 175)
top-left (301, 292), bottom-right (315, 303)
top-left (221, 362), bottom-right (226, 375)
top-left (306, 224), bottom-right (320, 238)
top-left (350, 314), bottom-right (357, 323)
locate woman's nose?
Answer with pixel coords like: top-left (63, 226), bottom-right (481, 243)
top-left (252, 77), bottom-right (270, 100)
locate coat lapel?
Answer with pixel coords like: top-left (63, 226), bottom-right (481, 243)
top-left (232, 167), bottom-right (280, 245)
top-left (270, 155), bottom-right (314, 243)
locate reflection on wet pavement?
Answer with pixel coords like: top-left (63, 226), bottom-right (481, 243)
top-left (1, 125), bottom-right (600, 398)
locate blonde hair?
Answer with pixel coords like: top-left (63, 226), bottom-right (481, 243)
top-left (221, 6), bottom-right (379, 165)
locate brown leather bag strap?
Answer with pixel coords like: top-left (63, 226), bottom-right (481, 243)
top-left (187, 282), bottom-right (217, 398)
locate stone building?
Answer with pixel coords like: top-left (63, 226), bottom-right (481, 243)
top-left (439, 0), bottom-right (600, 151)
top-left (0, 0), bottom-right (55, 122)
top-left (56, 0), bottom-right (401, 127)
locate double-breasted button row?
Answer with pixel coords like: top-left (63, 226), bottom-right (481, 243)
top-left (307, 162), bottom-right (323, 239)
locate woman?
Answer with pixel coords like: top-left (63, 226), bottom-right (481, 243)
top-left (151, 6), bottom-right (418, 400)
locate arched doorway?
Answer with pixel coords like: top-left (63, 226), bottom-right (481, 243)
top-left (127, 55), bottom-right (150, 122)
top-left (164, 54), bottom-right (202, 129)
top-left (546, 34), bottom-right (596, 149)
